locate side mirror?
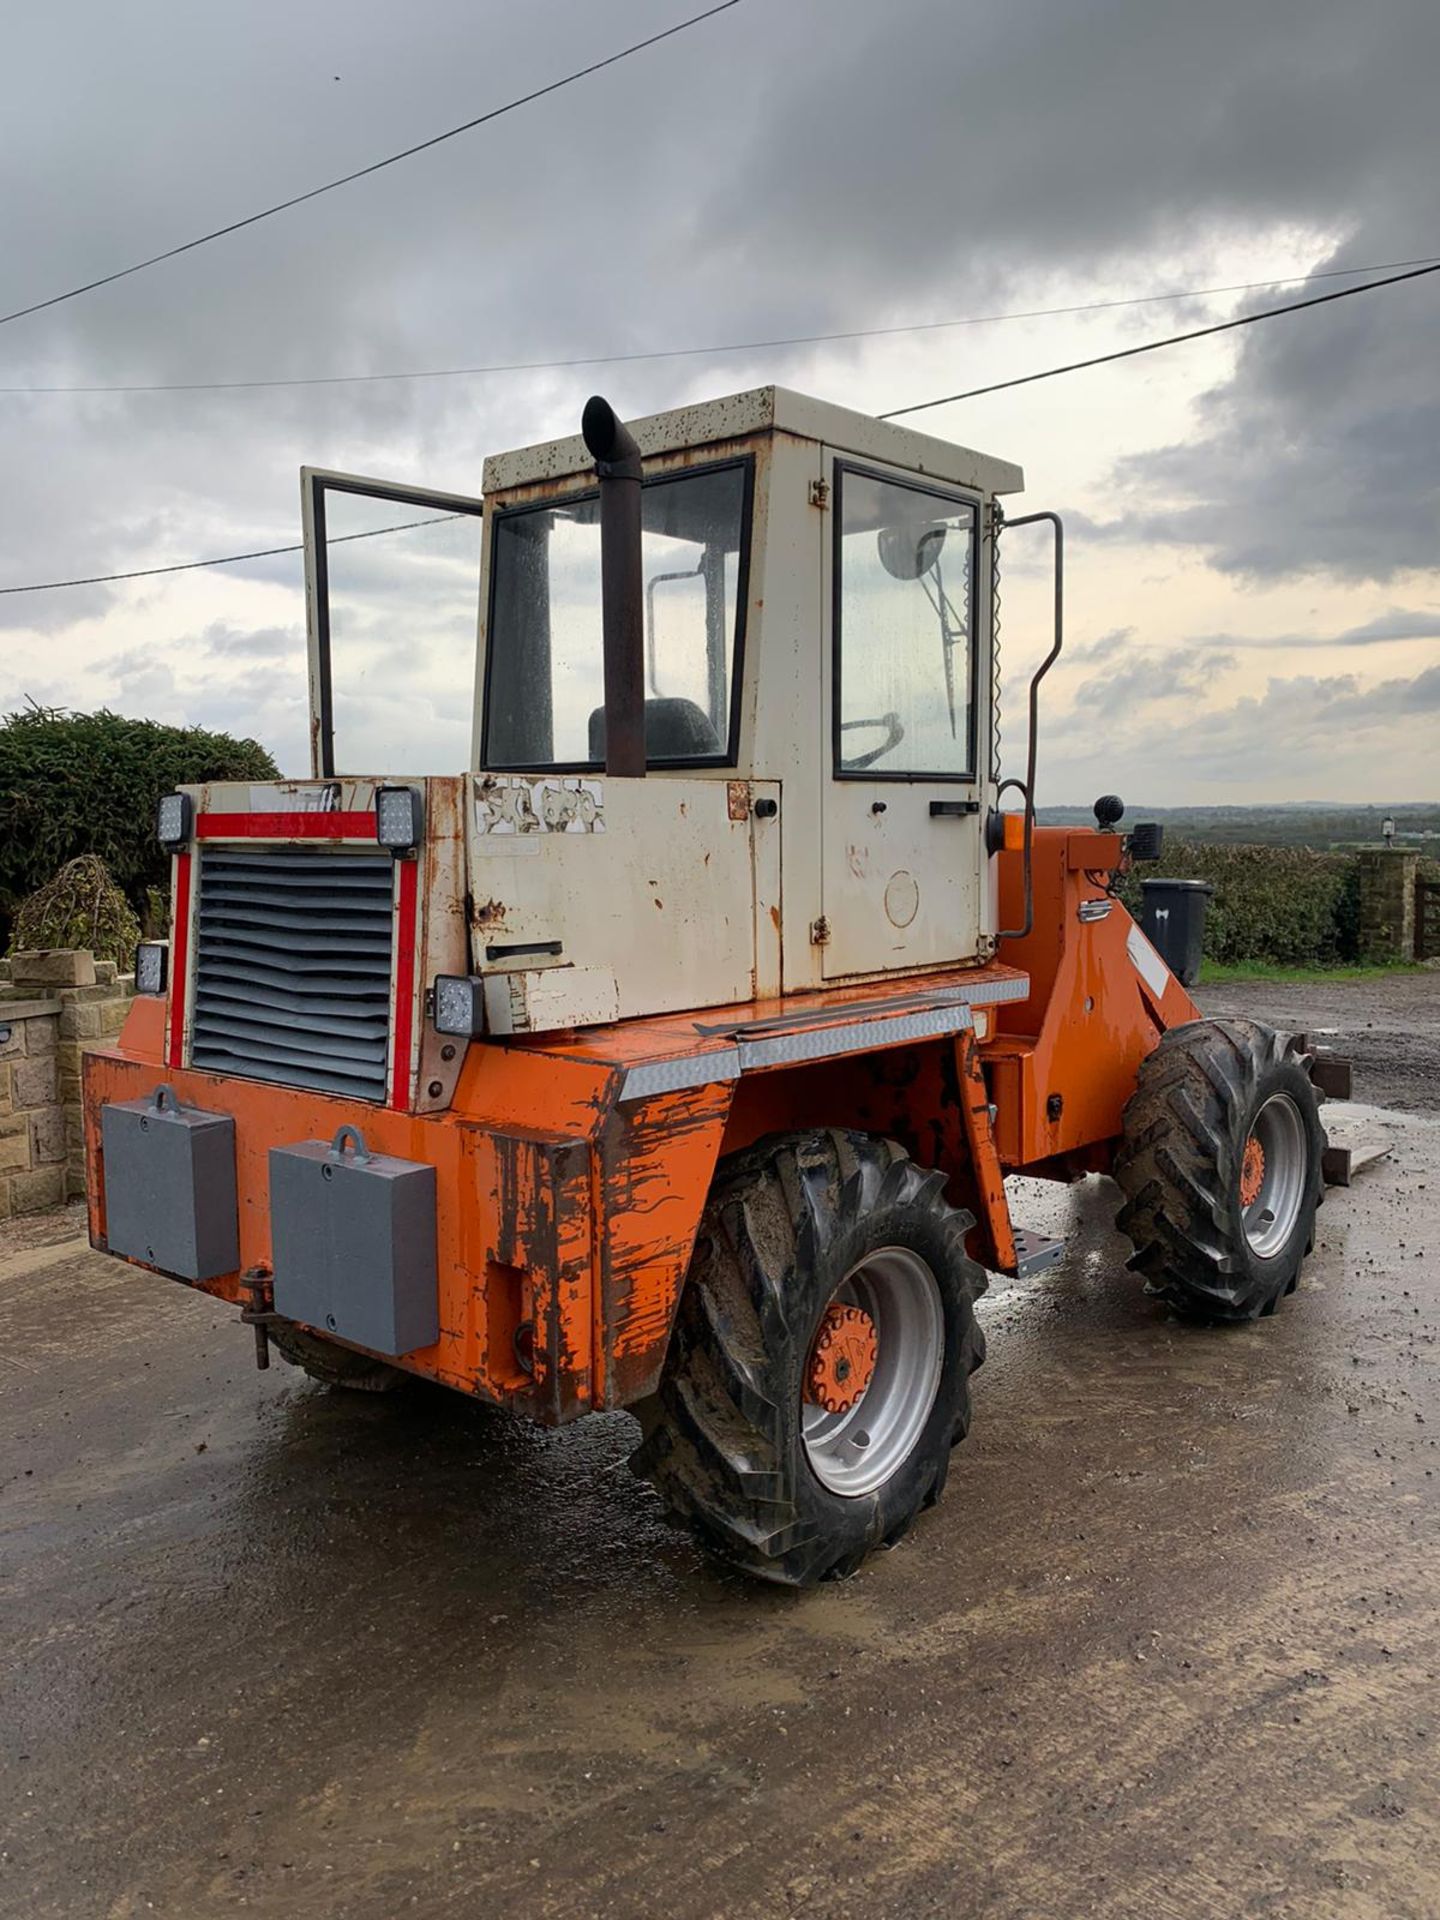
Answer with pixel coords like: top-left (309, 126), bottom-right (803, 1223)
top-left (877, 522), bottom-right (947, 581)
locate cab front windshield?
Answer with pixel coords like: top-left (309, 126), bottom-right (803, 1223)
top-left (484, 461), bottom-right (749, 770)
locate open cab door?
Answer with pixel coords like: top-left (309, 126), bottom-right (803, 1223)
top-left (300, 468), bottom-right (486, 779)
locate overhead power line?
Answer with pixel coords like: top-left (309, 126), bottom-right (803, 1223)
top-left (4, 254), bottom-right (1438, 397)
top-left (0, 514), bottom-right (463, 596)
top-left (0, 0), bottom-right (741, 331)
top-left (880, 258), bottom-right (1440, 418)
top-left (4, 254), bottom-right (1437, 598)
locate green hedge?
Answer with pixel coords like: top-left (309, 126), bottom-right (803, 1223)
top-left (1120, 841), bottom-right (1361, 968)
top-left (0, 707), bottom-right (278, 947)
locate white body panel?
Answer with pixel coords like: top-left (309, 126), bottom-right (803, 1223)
top-left (467, 774), bottom-right (781, 1020)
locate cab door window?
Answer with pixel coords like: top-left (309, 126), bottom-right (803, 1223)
top-left (833, 465), bottom-right (977, 779)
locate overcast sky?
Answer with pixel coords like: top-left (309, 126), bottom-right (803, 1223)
top-left (2, 0), bottom-right (1437, 804)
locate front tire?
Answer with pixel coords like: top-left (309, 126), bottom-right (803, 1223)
top-left (631, 1130), bottom-right (986, 1587)
top-left (1114, 1018), bottom-right (1325, 1322)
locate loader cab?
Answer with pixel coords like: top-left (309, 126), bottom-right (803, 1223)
top-left (302, 386), bottom-right (1024, 1019)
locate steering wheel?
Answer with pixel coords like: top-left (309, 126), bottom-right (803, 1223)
top-left (840, 710), bottom-right (906, 771)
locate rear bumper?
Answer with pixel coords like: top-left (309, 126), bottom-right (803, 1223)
top-left (83, 1046), bottom-right (605, 1423)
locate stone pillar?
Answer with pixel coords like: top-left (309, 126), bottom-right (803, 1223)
top-left (1357, 850), bottom-right (1419, 963)
top-left (4, 950), bottom-right (136, 1208)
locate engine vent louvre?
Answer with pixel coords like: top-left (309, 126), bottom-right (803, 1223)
top-left (191, 847), bottom-right (394, 1101)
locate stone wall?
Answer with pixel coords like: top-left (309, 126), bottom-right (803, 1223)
top-left (0, 950), bottom-right (135, 1216)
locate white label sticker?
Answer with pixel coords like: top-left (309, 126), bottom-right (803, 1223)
top-left (474, 775), bottom-right (605, 836)
top-left (1127, 922), bottom-right (1171, 1000)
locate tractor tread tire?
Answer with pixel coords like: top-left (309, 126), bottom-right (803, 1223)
top-left (1114, 1017), bottom-right (1325, 1323)
top-left (266, 1320), bottom-right (410, 1393)
top-left (631, 1129), bottom-right (986, 1587)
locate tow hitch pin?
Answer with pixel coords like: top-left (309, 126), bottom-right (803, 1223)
top-left (240, 1267), bottom-right (275, 1371)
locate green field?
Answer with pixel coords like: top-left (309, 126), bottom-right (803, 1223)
top-left (1039, 801), bottom-right (1440, 851)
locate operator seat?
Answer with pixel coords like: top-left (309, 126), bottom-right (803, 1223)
top-left (587, 696), bottom-right (722, 762)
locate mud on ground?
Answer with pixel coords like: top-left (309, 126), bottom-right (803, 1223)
top-left (1, 977), bottom-right (1437, 1918)
top-left (1201, 968), bottom-right (1440, 1115)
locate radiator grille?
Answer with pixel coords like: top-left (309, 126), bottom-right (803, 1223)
top-left (191, 847), bottom-right (395, 1100)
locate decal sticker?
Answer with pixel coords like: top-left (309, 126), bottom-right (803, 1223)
top-left (473, 775), bottom-right (605, 836)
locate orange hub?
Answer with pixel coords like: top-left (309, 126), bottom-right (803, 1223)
top-left (805, 1302), bottom-right (879, 1416)
top-left (1239, 1134), bottom-right (1266, 1208)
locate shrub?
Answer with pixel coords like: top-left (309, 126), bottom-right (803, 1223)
top-left (0, 706), bottom-right (278, 946)
top-left (9, 855), bottom-right (141, 972)
top-left (1120, 840), bottom-right (1361, 968)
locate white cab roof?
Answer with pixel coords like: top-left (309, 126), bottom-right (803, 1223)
top-left (482, 385), bottom-right (1024, 497)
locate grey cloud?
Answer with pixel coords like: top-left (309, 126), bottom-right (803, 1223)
top-left (1060, 626), bottom-right (1133, 665)
top-left (201, 621), bottom-right (302, 659)
top-left (2, 0), bottom-right (1440, 783)
top-left (1182, 608), bottom-right (1440, 652)
top-left (1042, 661), bottom-right (1440, 803)
top-left (1067, 643), bottom-right (1238, 726)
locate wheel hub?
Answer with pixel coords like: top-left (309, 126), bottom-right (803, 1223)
top-left (1239, 1134), bottom-right (1266, 1209)
top-left (805, 1303), bottom-right (878, 1415)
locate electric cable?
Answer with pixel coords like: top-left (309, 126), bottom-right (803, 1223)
top-left (880, 259), bottom-right (1440, 418)
top-left (4, 253), bottom-right (1436, 397)
top-left (0, 514), bottom-right (463, 595)
top-left (0, 1), bottom-right (741, 330)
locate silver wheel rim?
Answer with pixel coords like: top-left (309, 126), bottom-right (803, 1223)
top-left (801, 1247), bottom-right (944, 1498)
top-left (1242, 1092), bottom-right (1308, 1258)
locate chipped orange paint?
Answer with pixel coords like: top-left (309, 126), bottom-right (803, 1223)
top-left (956, 1029), bottom-right (1017, 1272)
top-left (83, 829), bottom-right (1197, 1422)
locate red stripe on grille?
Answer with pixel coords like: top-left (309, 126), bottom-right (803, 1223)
top-left (196, 811), bottom-right (377, 839)
top-left (390, 857), bottom-right (419, 1109)
top-left (167, 851), bottom-right (192, 1069)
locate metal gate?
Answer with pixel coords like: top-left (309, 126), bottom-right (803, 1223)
top-left (1417, 877), bottom-right (1440, 960)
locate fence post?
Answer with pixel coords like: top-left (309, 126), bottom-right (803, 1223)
top-left (1357, 849), bottom-right (1419, 963)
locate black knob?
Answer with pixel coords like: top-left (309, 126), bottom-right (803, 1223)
top-left (1093, 793), bottom-right (1125, 829)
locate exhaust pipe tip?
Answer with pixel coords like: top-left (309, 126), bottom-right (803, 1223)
top-left (582, 394), bottom-right (642, 479)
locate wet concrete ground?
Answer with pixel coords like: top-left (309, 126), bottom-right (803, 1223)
top-left (2, 987), bottom-right (1438, 1918)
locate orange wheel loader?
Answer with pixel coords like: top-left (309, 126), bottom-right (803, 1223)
top-left (83, 388), bottom-right (1349, 1586)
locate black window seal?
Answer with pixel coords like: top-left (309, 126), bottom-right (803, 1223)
top-left (309, 474), bottom-right (485, 780)
top-left (481, 454), bottom-right (756, 775)
top-left (831, 459), bottom-right (981, 785)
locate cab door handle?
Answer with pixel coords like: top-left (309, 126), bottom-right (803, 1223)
top-left (929, 799), bottom-right (980, 817)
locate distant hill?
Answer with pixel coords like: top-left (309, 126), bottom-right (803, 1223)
top-left (1037, 801), bottom-right (1440, 850)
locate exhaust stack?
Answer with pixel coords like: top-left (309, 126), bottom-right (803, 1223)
top-left (582, 395), bottom-right (646, 779)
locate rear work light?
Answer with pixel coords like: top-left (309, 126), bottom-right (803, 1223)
top-left (432, 975), bottom-right (485, 1037)
top-left (157, 792), bottom-right (192, 850)
top-left (375, 785), bottom-right (424, 853)
top-left (135, 941), bottom-right (169, 996)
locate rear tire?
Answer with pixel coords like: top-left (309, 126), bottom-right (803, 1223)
top-left (1114, 1018), bottom-right (1325, 1322)
top-left (631, 1130), bottom-right (986, 1587)
top-left (267, 1320), bottom-right (409, 1393)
